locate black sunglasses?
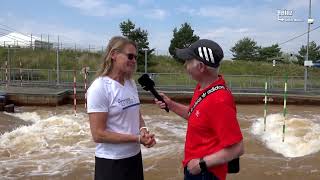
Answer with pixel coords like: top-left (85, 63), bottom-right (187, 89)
top-left (122, 52), bottom-right (137, 60)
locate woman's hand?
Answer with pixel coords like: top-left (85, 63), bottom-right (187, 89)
top-left (139, 131), bottom-right (156, 148)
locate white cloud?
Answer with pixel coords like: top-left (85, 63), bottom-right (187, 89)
top-left (175, 3), bottom-right (320, 58)
top-left (60, 0), bottom-right (105, 16)
top-left (105, 4), bottom-right (134, 16)
top-left (137, 0), bottom-right (155, 5)
top-left (60, 0), bottom-right (133, 17)
top-left (22, 22), bottom-right (107, 48)
top-left (60, 0), bottom-right (167, 20)
top-left (174, 2), bottom-right (320, 58)
top-left (6, 12), bottom-right (14, 18)
top-left (198, 6), bottom-right (241, 19)
top-left (197, 27), bottom-right (253, 58)
top-left (177, 6), bottom-right (242, 19)
top-left (197, 25), bottom-right (320, 59)
top-left (1, 16), bottom-right (109, 50)
top-left (199, 27), bottom-right (250, 39)
top-left (3, 1), bottom-right (319, 58)
top-left (285, 0), bottom-right (319, 9)
top-left (176, 6), bottom-right (196, 15)
top-left (149, 31), bottom-right (171, 54)
top-left (145, 9), bottom-right (168, 20)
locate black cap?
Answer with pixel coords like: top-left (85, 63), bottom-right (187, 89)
top-left (175, 39), bottom-right (224, 68)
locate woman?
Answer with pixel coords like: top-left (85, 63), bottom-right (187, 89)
top-left (87, 36), bottom-right (156, 180)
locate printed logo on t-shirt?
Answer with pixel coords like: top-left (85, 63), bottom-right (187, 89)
top-left (118, 97), bottom-right (140, 110)
top-left (195, 110), bottom-right (200, 117)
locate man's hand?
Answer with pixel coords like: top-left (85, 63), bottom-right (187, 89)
top-left (154, 93), bottom-right (171, 110)
top-left (187, 158), bottom-right (201, 175)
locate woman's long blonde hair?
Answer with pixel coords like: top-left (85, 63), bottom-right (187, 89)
top-left (96, 36), bottom-right (137, 79)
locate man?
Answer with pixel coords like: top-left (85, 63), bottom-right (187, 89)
top-left (155, 39), bottom-right (244, 180)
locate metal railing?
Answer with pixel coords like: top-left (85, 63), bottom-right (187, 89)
top-left (1, 68), bottom-right (320, 91)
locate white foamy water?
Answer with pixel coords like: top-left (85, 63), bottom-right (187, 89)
top-left (141, 115), bottom-right (186, 158)
top-left (5, 112), bottom-right (41, 123)
top-left (0, 111), bottom-right (186, 179)
top-left (0, 112), bottom-right (95, 179)
top-left (251, 113), bottom-right (320, 158)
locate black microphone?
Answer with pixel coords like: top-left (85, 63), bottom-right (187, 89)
top-left (138, 74), bottom-right (169, 112)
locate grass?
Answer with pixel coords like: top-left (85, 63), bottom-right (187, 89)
top-left (1, 47), bottom-right (320, 89)
top-left (0, 47), bottom-right (103, 71)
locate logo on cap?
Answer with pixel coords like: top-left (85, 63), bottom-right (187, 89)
top-left (197, 47), bottom-right (215, 64)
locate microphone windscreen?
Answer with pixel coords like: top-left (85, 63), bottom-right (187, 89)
top-left (138, 74), bottom-right (155, 90)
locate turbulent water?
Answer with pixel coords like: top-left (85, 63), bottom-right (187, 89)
top-left (0, 108), bottom-right (186, 179)
top-left (251, 113), bottom-right (320, 158)
top-left (0, 112), bottom-right (94, 179)
top-left (0, 105), bottom-right (320, 180)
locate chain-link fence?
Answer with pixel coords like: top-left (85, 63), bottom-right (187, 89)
top-left (1, 68), bottom-right (319, 91)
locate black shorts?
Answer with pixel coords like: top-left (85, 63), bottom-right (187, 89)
top-left (184, 167), bottom-right (219, 180)
top-left (95, 152), bottom-right (144, 180)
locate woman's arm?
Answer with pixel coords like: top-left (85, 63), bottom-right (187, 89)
top-left (89, 112), bottom-right (148, 144)
top-left (138, 110), bottom-right (156, 148)
top-left (139, 111), bottom-right (146, 129)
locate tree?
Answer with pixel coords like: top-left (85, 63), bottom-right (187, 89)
top-left (119, 19), bottom-right (155, 71)
top-left (120, 19), bottom-right (135, 37)
top-left (258, 44), bottom-right (282, 61)
top-left (230, 37), bottom-right (260, 61)
top-left (169, 23), bottom-right (199, 62)
top-left (297, 41), bottom-right (320, 65)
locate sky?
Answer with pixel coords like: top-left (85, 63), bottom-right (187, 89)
top-left (0, 0), bottom-right (319, 58)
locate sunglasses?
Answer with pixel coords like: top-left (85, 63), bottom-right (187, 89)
top-left (121, 52), bottom-right (137, 60)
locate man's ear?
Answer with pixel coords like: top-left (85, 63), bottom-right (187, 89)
top-left (199, 62), bottom-right (205, 72)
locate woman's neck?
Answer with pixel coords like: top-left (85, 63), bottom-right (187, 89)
top-left (108, 69), bottom-right (125, 85)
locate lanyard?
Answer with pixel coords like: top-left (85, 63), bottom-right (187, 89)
top-left (188, 85), bottom-right (226, 116)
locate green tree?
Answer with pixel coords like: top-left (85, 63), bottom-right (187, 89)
top-left (119, 19), bottom-right (155, 72)
top-left (119, 19), bottom-right (135, 37)
top-left (230, 37), bottom-right (260, 61)
top-left (297, 41), bottom-right (320, 65)
top-left (258, 44), bottom-right (282, 61)
top-left (169, 23), bottom-right (199, 62)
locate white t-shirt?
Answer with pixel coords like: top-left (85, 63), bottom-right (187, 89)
top-left (87, 76), bottom-right (141, 159)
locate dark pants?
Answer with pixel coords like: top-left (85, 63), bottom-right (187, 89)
top-left (184, 167), bottom-right (219, 180)
top-left (95, 152), bottom-right (144, 180)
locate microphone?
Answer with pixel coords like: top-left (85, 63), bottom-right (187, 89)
top-left (138, 74), bottom-right (169, 112)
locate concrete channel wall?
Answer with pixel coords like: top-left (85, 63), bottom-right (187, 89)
top-left (2, 87), bottom-right (320, 106)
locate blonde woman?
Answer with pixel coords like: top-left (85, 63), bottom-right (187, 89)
top-left (87, 36), bottom-right (156, 180)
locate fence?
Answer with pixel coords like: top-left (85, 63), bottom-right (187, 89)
top-left (1, 68), bottom-right (320, 91)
